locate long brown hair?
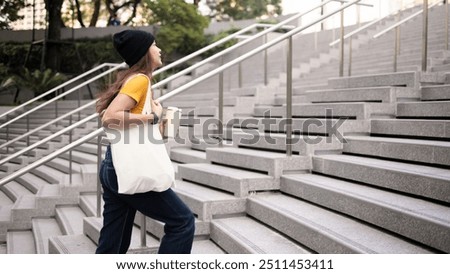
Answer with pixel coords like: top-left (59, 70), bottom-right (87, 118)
top-left (96, 50), bottom-right (154, 114)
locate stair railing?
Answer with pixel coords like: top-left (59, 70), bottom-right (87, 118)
top-left (150, 0), bottom-right (337, 91)
top-left (372, 0), bottom-right (443, 72)
top-left (0, 0), bottom-right (363, 249)
top-left (0, 101), bottom-right (95, 152)
top-left (0, 5), bottom-right (332, 180)
top-left (329, 6), bottom-right (406, 76)
top-left (0, 62), bottom-right (121, 122)
top-left (0, 20), bottom-right (309, 153)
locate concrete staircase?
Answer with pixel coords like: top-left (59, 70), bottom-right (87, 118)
top-left (1, 3), bottom-right (449, 254)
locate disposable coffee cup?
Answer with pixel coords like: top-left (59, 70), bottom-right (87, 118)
top-left (163, 107), bottom-right (181, 138)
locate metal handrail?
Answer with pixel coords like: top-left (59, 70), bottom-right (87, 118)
top-left (152, 0), bottom-right (336, 90)
top-left (0, 0), bottom-right (362, 250)
top-left (0, 22), bottom-right (314, 154)
top-left (160, 0), bottom-right (361, 101)
top-left (0, 19), bottom-right (313, 137)
top-left (372, 1), bottom-right (441, 39)
top-left (0, 63), bottom-right (126, 131)
top-left (0, 4), bottom-right (330, 167)
top-left (0, 112), bottom-right (98, 167)
top-left (155, 23), bottom-right (295, 76)
top-left (0, 125), bottom-right (102, 187)
top-left (372, 0), bottom-right (442, 72)
top-left (328, 4), bottom-right (409, 76)
top-left (0, 100), bottom-right (96, 151)
top-left (0, 0), bottom-right (363, 188)
top-left (329, 12), bottom-right (392, 47)
top-left (0, 63), bottom-right (121, 121)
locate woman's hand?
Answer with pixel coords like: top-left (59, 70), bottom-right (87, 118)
top-left (152, 100), bottom-right (163, 120)
top-left (159, 119), bottom-right (167, 137)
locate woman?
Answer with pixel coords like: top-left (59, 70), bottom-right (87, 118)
top-left (95, 29), bottom-right (195, 254)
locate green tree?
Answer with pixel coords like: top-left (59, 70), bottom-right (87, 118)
top-left (144, 0), bottom-right (209, 59)
top-left (11, 68), bottom-right (67, 98)
top-left (0, 0), bottom-right (26, 29)
top-left (209, 0), bottom-right (282, 21)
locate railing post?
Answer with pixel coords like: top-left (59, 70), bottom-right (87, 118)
top-left (286, 36), bottom-right (293, 157)
top-left (348, 36), bottom-right (353, 76)
top-left (78, 89), bottom-right (81, 121)
top-left (339, 3), bottom-right (345, 77)
top-left (96, 117), bottom-right (102, 218)
top-left (55, 100), bottom-right (59, 127)
top-left (26, 114), bottom-right (30, 147)
top-left (218, 72), bottom-right (224, 147)
top-left (394, 26), bottom-right (400, 72)
top-left (422, 0), bottom-right (429, 72)
top-left (6, 124), bottom-right (9, 154)
top-left (238, 62), bottom-right (242, 88)
top-left (446, 0), bottom-right (449, 51)
top-left (69, 114), bottom-right (73, 184)
top-left (264, 34), bottom-right (268, 86)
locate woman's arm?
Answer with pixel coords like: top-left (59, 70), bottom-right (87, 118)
top-left (102, 93), bottom-right (158, 129)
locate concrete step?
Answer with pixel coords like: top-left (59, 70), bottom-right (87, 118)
top-left (170, 147), bottom-right (208, 164)
top-left (31, 165), bottom-right (65, 185)
top-left (13, 172), bottom-right (48, 194)
top-left (6, 230), bottom-right (36, 254)
top-left (173, 180), bottom-right (246, 221)
top-left (178, 163), bottom-right (277, 197)
top-left (312, 154), bottom-right (450, 203)
top-left (206, 146), bottom-right (311, 178)
top-left (59, 150), bottom-right (98, 165)
top-left (255, 117), bottom-right (370, 135)
top-left (0, 204), bottom-right (12, 241)
top-left (190, 239), bottom-right (226, 254)
top-left (0, 190), bottom-right (13, 206)
top-left (49, 234), bottom-right (97, 254)
top-left (79, 193), bottom-right (100, 218)
top-left (280, 87), bottom-right (403, 104)
top-left (211, 216), bottom-right (311, 254)
top-left (281, 173), bottom-right (450, 253)
top-left (32, 218), bottom-right (63, 254)
top-left (254, 102), bottom-right (396, 119)
top-left (232, 131), bottom-right (343, 155)
top-left (397, 101), bottom-right (450, 118)
top-left (432, 62), bottom-right (450, 72)
top-left (421, 84), bottom-right (450, 101)
top-left (328, 71), bottom-right (419, 89)
top-left (247, 193), bottom-right (434, 253)
top-left (84, 214), bottom-right (214, 253)
top-left (371, 119), bottom-right (450, 139)
top-left (1, 181), bottom-right (34, 202)
top-left (49, 231), bottom-right (225, 254)
top-left (10, 194), bottom-right (55, 228)
top-left (45, 157), bottom-right (81, 174)
top-left (55, 205), bottom-right (87, 235)
top-left (83, 216), bottom-right (161, 253)
top-left (343, 135), bottom-right (450, 166)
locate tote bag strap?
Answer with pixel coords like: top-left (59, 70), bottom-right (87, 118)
top-left (121, 73), bottom-right (152, 116)
top-left (142, 76), bottom-right (152, 115)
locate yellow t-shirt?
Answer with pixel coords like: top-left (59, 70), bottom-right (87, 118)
top-left (119, 74), bottom-right (150, 114)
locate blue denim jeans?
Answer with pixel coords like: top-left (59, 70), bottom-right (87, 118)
top-left (95, 146), bottom-right (195, 254)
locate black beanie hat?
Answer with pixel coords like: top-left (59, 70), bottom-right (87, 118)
top-left (113, 30), bottom-right (155, 67)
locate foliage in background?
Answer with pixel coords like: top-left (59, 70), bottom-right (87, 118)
top-left (0, 38), bottom-right (122, 77)
top-left (213, 0), bottom-right (282, 21)
top-left (0, 42), bottom-right (41, 74)
top-left (0, 0), bottom-right (26, 30)
top-left (202, 27), bottom-right (240, 58)
top-left (144, 0), bottom-right (209, 61)
top-left (11, 67), bottom-right (68, 98)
